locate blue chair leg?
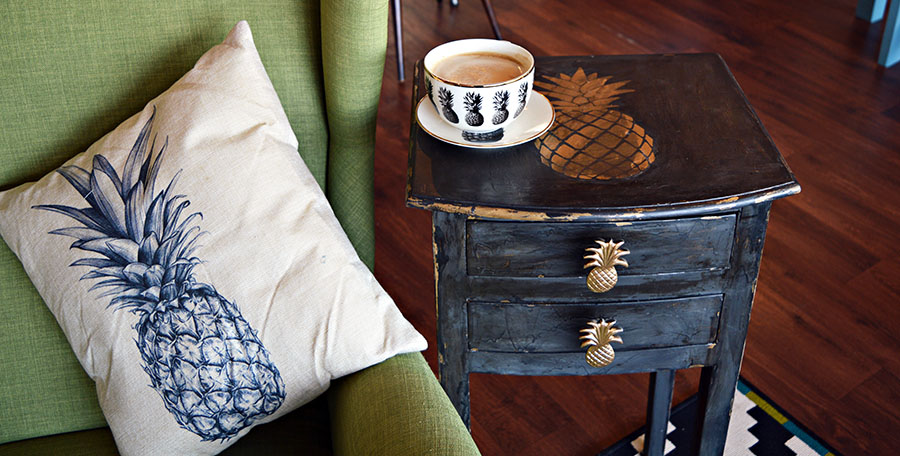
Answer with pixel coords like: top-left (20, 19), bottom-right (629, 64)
top-left (856, 0), bottom-right (887, 22)
top-left (879, 0), bottom-right (900, 67)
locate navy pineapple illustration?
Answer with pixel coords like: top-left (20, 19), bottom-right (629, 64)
top-left (463, 92), bottom-right (484, 127)
top-left (437, 87), bottom-right (459, 124)
top-left (492, 91), bottom-right (510, 125)
top-left (515, 82), bottom-right (529, 117)
top-left (34, 109), bottom-right (285, 441)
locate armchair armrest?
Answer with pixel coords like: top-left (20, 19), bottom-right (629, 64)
top-left (327, 352), bottom-right (480, 455)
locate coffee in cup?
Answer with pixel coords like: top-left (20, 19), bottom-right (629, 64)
top-left (424, 39), bottom-right (534, 141)
top-left (431, 52), bottom-right (526, 85)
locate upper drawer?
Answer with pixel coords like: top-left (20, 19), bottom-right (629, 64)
top-left (466, 215), bottom-right (736, 277)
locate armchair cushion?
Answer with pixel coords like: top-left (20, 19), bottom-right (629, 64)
top-left (0, 21), bottom-right (425, 455)
top-left (329, 352), bottom-right (481, 455)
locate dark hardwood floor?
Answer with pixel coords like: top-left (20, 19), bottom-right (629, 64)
top-left (373, 1), bottom-right (900, 455)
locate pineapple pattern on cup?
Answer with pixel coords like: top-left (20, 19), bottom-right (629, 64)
top-left (515, 81), bottom-right (529, 118)
top-left (425, 78), bottom-right (435, 109)
top-left (437, 87), bottom-right (459, 124)
top-left (492, 90), bottom-right (510, 125)
top-left (534, 68), bottom-right (655, 180)
top-left (33, 109), bottom-right (285, 441)
top-left (463, 92), bottom-right (484, 127)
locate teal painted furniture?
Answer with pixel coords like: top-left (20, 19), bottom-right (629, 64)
top-left (0, 1), bottom-right (479, 454)
top-left (856, 0), bottom-right (900, 67)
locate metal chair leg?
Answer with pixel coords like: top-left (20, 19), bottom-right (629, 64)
top-left (438, 0), bottom-right (501, 41)
top-left (391, 0), bottom-right (405, 81)
top-left (481, 0), bottom-right (502, 40)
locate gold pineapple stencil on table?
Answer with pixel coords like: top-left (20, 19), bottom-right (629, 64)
top-left (534, 68), bottom-right (655, 180)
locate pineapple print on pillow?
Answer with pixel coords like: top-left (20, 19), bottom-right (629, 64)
top-left (33, 109), bottom-right (285, 441)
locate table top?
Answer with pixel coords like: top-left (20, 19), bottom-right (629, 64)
top-left (406, 54), bottom-right (800, 221)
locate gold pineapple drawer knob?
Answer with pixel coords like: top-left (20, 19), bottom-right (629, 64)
top-left (579, 319), bottom-right (624, 368)
top-left (584, 239), bottom-right (630, 293)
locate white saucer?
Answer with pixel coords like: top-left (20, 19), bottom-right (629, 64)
top-left (416, 92), bottom-right (555, 148)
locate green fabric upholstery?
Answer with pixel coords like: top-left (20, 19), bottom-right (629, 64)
top-left (0, 257), bottom-right (106, 442)
top-left (321, 0), bottom-right (388, 268)
top-left (0, 428), bottom-right (118, 456)
top-left (0, 2), bottom-right (329, 188)
top-left (329, 352), bottom-right (481, 455)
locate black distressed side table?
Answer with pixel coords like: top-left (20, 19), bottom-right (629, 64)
top-left (406, 54), bottom-right (799, 456)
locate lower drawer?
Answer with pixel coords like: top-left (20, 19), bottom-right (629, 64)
top-left (467, 295), bottom-right (723, 353)
top-left (468, 345), bottom-right (713, 376)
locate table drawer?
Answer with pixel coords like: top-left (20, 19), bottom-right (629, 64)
top-left (467, 295), bottom-right (723, 353)
top-left (466, 215), bottom-right (736, 277)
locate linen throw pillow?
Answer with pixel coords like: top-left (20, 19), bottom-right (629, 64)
top-left (0, 21), bottom-right (425, 455)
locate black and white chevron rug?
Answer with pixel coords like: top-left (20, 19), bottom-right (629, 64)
top-left (599, 379), bottom-right (839, 456)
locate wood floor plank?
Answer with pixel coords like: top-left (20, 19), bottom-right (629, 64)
top-left (745, 288), bottom-right (879, 400)
top-left (832, 369), bottom-right (900, 455)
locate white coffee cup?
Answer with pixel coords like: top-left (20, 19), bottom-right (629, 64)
top-left (424, 39), bottom-right (534, 140)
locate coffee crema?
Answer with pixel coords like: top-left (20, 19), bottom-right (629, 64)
top-left (431, 52), bottom-right (526, 85)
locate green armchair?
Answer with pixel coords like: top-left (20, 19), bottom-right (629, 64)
top-left (0, 1), bottom-right (478, 454)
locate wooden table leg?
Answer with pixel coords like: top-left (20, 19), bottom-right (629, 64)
top-left (695, 364), bottom-right (743, 456)
top-left (435, 212), bottom-right (472, 428)
top-left (693, 203), bottom-right (770, 456)
top-left (644, 370), bottom-right (675, 456)
top-left (438, 296), bottom-right (470, 430)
